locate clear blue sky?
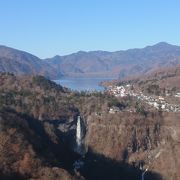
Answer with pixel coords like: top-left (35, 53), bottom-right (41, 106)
top-left (0, 0), bottom-right (180, 58)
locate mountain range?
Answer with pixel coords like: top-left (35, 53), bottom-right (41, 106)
top-left (0, 42), bottom-right (180, 79)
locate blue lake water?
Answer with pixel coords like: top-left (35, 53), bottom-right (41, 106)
top-left (54, 77), bottom-right (114, 91)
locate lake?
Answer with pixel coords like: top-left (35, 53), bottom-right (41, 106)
top-left (54, 77), bottom-right (114, 91)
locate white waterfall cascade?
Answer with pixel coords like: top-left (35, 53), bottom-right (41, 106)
top-left (76, 116), bottom-right (82, 149)
top-left (73, 116), bottom-right (86, 171)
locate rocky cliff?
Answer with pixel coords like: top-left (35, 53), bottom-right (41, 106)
top-left (83, 112), bottom-right (180, 179)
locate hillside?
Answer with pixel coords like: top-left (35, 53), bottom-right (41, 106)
top-left (121, 65), bottom-right (180, 98)
top-left (0, 108), bottom-right (78, 180)
top-left (0, 46), bottom-right (61, 79)
top-left (46, 42), bottom-right (180, 78)
top-left (0, 73), bottom-right (85, 179)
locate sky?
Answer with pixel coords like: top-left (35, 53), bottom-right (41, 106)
top-left (0, 0), bottom-right (180, 58)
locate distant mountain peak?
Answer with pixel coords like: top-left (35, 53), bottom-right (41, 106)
top-left (144, 42), bottom-right (176, 51)
top-left (154, 42), bottom-right (171, 47)
top-left (76, 50), bottom-right (87, 54)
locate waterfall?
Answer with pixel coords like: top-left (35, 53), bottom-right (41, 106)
top-left (73, 116), bottom-right (85, 170)
top-left (75, 115), bottom-right (86, 155)
top-left (76, 116), bottom-right (82, 149)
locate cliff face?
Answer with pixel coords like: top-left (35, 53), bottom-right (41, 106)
top-left (84, 112), bottom-right (180, 180)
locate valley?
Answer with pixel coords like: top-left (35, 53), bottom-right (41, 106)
top-left (0, 42), bottom-right (180, 180)
top-left (0, 73), bottom-right (179, 179)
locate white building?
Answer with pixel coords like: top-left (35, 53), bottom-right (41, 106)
top-left (175, 93), bottom-right (180, 97)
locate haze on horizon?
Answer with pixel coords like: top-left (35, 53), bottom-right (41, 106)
top-left (0, 0), bottom-right (180, 58)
